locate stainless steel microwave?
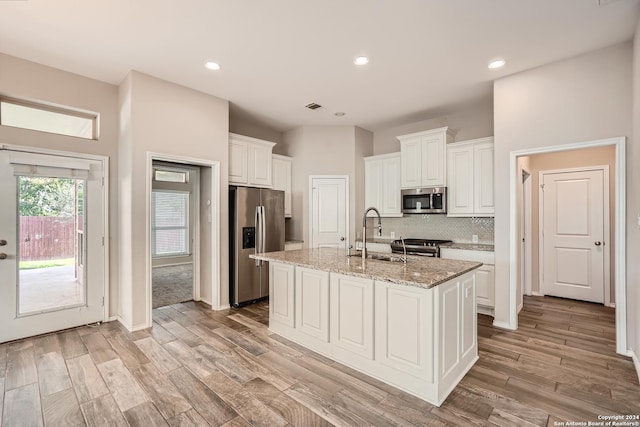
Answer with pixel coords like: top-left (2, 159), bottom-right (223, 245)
top-left (401, 187), bottom-right (447, 214)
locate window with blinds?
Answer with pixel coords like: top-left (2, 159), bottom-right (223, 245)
top-left (151, 191), bottom-right (189, 256)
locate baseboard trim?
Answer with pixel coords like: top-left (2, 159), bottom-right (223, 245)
top-left (531, 291), bottom-right (544, 297)
top-left (215, 304), bottom-right (231, 311)
top-left (492, 320), bottom-right (516, 331)
top-left (606, 302), bottom-right (616, 308)
top-left (632, 350), bottom-right (640, 384)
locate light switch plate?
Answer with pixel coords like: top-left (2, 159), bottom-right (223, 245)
top-left (472, 235), bottom-right (478, 243)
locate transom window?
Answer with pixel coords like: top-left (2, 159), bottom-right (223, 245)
top-left (0, 97), bottom-right (97, 140)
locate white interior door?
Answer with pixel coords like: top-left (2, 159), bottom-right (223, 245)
top-left (541, 169), bottom-right (606, 303)
top-left (310, 176), bottom-right (348, 249)
top-left (0, 150), bottom-right (105, 343)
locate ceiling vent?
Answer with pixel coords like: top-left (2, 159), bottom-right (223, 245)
top-left (595, 0), bottom-right (620, 6)
top-left (305, 102), bottom-right (322, 110)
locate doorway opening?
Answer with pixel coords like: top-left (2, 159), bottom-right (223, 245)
top-left (151, 161), bottom-right (199, 308)
top-left (510, 137), bottom-right (627, 355)
top-left (144, 152), bottom-right (221, 329)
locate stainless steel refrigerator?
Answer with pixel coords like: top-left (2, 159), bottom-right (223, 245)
top-left (229, 186), bottom-right (285, 307)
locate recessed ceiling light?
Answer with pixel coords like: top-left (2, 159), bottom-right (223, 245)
top-left (335, 112), bottom-right (346, 117)
top-left (354, 56), bottom-right (369, 65)
top-left (488, 58), bottom-right (506, 69)
top-left (204, 61), bottom-right (221, 71)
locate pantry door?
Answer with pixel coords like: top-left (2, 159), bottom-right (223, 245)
top-left (0, 150), bottom-right (106, 343)
top-left (310, 176), bottom-right (349, 249)
top-left (541, 168), bottom-right (607, 304)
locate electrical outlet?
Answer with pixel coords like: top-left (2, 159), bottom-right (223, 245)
top-left (390, 231), bottom-right (395, 238)
top-left (472, 235), bottom-right (478, 243)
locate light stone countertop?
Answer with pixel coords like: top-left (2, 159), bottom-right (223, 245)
top-left (250, 248), bottom-right (482, 290)
top-left (446, 243), bottom-right (495, 252)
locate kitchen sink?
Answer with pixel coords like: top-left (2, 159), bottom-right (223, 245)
top-left (350, 252), bottom-right (406, 263)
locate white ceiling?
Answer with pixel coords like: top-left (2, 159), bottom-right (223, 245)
top-left (1, 0), bottom-right (638, 132)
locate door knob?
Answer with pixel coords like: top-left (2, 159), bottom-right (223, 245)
top-left (340, 237), bottom-right (345, 241)
top-left (0, 253), bottom-right (7, 260)
top-left (594, 241), bottom-right (602, 246)
top-left (0, 240), bottom-right (6, 246)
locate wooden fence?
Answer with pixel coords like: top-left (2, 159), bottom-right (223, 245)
top-left (19, 216), bottom-right (75, 261)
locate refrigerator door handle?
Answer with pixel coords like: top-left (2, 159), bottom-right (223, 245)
top-left (255, 206), bottom-right (261, 266)
top-left (261, 206), bottom-right (267, 256)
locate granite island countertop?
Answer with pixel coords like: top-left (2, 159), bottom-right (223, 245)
top-left (250, 248), bottom-right (482, 290)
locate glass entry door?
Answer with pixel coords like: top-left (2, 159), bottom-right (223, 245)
top-left (0, 150), bottom-right (105, 343)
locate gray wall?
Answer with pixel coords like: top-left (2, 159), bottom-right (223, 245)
top-left (118, 71), bottom-right (229, 329)
top-left (372, 97), bottom-right (494, 155)
top-left (281, 125), bottom-right (373, 246)
top-left (493, 41), bottom-right (632, 329)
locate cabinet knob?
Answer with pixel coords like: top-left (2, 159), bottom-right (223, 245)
top-left (0, 240), bottom-right (6, 246)
top-left (340, 237), bottom-right (345, 241)
top-left (594, 241), bottom-right (602, 246)
top-left (0, 253), bottom-right (7, 260)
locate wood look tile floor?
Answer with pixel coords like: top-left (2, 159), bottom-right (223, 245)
top-left (1, 296), bottom-right (638, 426)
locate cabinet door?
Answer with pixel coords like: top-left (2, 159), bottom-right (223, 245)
top-left (474, 143), bottom-right (495, 214)
top-left (229, 140), bottom-right (248, 184)
top-left (400, 137), bottom-right (422, 189)
top-left (460, 274), bottom-right (476, 361)
top-left (248, 142), bottom-right (272, 187)
top-left (421, 134), bottom-right (446, 187)
top-left (475, 265), bottom-right (495, 308)
top-left (364, 158), bottom-right (382, 214)
top-left (382, 155), bottom-right (402, 216)
top-left (270, 263), bottom-right (295, 328)
top-left (295, 267), bottom-right (329, 342)
top-left (375, 280), bottom-right (433, 382)
top-left (439, 280), bottom-right (460, 379)
top-left (272, 156), bottom-right (292, 217)
top-left (330, 273), bottom-right (374, 360)
top-left (447, 146), bottom-right (474, 216)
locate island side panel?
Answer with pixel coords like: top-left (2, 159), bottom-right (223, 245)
top-left (269, 262), bottom-right (295, 328)
top-left (435, 271), bottom-right (479, 404)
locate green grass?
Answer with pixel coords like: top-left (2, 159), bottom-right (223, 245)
top-left (19, 257), bottom-right (75, 270)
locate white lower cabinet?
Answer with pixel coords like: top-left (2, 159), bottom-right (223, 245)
top-left (375, 281), bottom-right (434, 382)
top-left (267, 261), bottom-right (478, 406)
top-left (440, 248), bottom-right (495, 314)
top-left (295, 267), bottom-right (329, 343)
top-left (330, 273), bottom-right (374, 360)
top-left (269, 263), bottom-right (295, 328)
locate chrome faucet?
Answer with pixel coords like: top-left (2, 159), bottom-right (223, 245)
top-left (362, 207), bottom-right (382, 260)
top-left (399, 235), bottom-right (407, 264)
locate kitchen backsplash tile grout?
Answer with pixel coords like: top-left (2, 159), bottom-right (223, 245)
top-left (371, 215), bottom-right (494, 244)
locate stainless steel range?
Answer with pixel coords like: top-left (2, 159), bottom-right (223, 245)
top-left (390, 238), bottom-right (453, 258)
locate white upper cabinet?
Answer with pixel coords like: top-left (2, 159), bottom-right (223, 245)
top-left (364, 152), bottom-right (402, 217)
top-left (447, 137), bottom-right (494, 217)
top-left (229, 133), bottom-right (276, 188)
top-left (272, 154), bottom-right (292, 217)
top-left (398, 127), bottom-right (455, 189)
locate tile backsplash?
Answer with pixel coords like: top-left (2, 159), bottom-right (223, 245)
top-left (375, 215), bottom-right (494, 244)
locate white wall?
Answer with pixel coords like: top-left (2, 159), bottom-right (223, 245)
top-left (118, 71), bottom-right (229, 329)
top-left (629, 18), bottom-right (640, 366)
top-left (281, 125), bottom-right (373, 245)
top-left (0, 53), bottom-right (121, 317)
top-left (493, 42), bottom-right (632, 329)
top-left (372, 97), bottom-right (494, 155)
top-left (229, 105), bottom-right (283, 147)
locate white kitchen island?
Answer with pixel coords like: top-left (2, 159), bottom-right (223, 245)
top-left (250, 248), bottom-right (482, 406)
